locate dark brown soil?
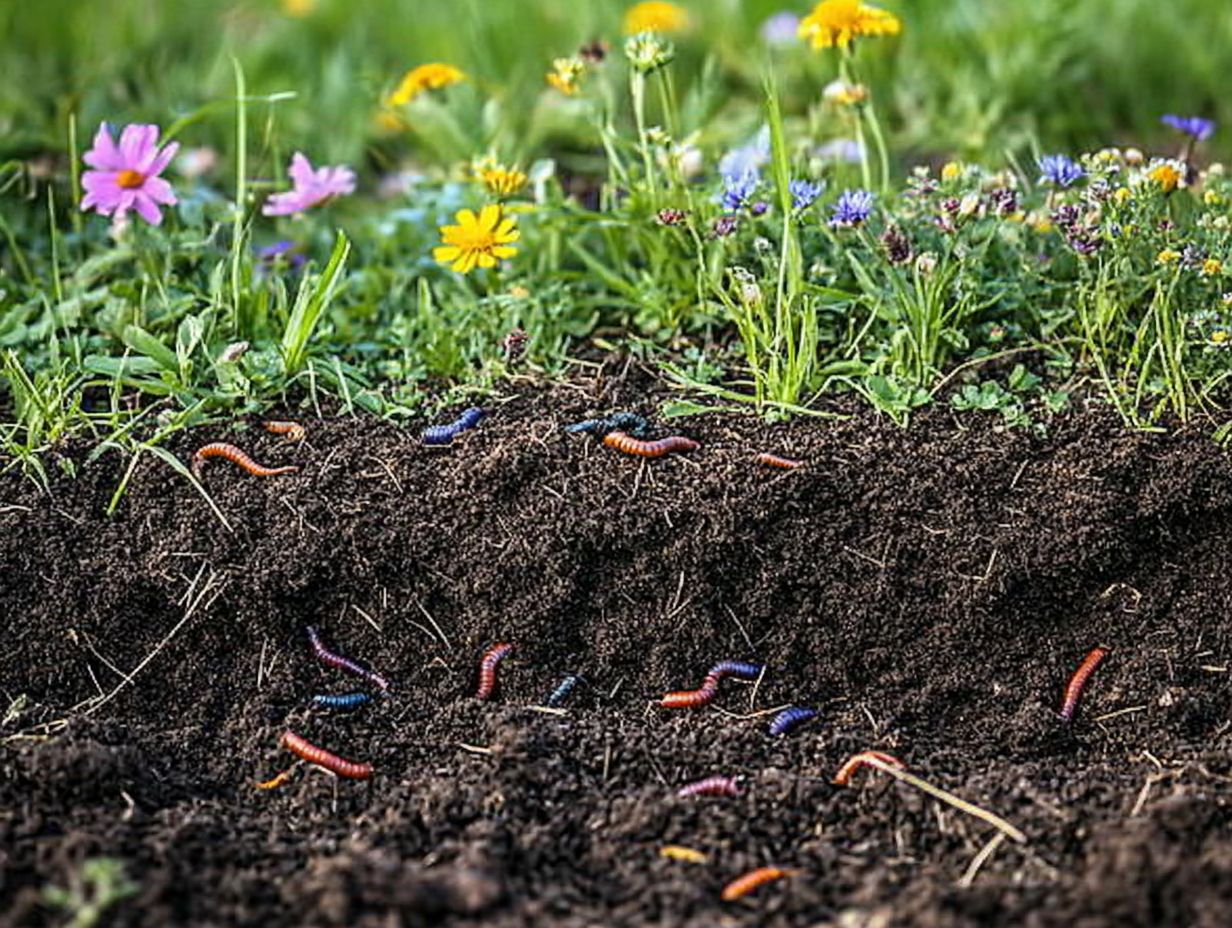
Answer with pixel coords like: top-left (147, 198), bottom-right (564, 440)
top-left (2, 370), bottom-right (1231, 927)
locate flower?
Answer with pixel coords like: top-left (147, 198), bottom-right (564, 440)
top-left (434, 204), bottom-right (520, 273)
top-left (625, 32), bottom-right (675, 72)
top-left (711, 215), bottom-right (739, 238)
top-left (815, 138), bottom-right (864, 164)
top-left (719, 127), bottom-right (770, 181)
top-left (1162, 114), bottom-right (1216, 142)
top-left (81, 123), bottom-right (179, 226)
top-left (480, 165), bottom-right (528, 197)
top-left (761, 12), bottom-right (802, 45)
top-left (1202, 258), bottom-right (1223, 277)
top-left (256, 240), bottom-right (306, 273)
top-left (798, 0), bottom-right (901, 50)
top-left (176, 147), bottom-right (218, 180)
top-left (547, 57), bottom-right (585, 95)
top-left (1037, 154), bottom-right (1084, 188)
top-left (389, 63), bottom-right (465, 106)
top-left (623, 1), bottom-right (689, 34)
top-left (789, 179), bottom-right (825, 210)
top-left (718, 171), bottom-right (758, 211)
top-left (1157, 249), bottom-right (1181, 266)
top-left (656, 208), bottom-right (688, 226)
top-left (822, 79), bottom-right (868, 106)
top-left (1210, 330), bottom-right (1230, 347)
top-left (829, 189), bottom-right (875, 227)
top-left (262, 153), bottom-right (356, 216)
top-left (940, 161), bottom-right (963, 182)
top-left (1147, 160), bottom-right (1185, 193)
top-left (881, 225), bottom-right (911, 263)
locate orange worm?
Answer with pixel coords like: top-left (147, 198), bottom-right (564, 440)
top-left (280, 730), bottom-right (372, 780)
top-left (1059, 646), bottom-right (1110, 721)
top-left (721, 866), bottom-right (793, 902)
top-left (476, 643), bottom-right (515, 701)
top-left (659, 681), bottom-right (717, 709)
top-left (602, 431), bottom-right (699, 458)
top-left (755, 452), bottom-right (801, 470)
top-left (255, 766), bottom-right (297, 790)
top-left (833, 750), bottom-right (907, 786)
top-left (191, 442), bottom-right (298, 479)
top-left (263, 420), bottom-right (307, 442)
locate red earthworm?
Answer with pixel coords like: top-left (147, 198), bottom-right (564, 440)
top-left (305, 626), bottom-right (390, 692)
top-left (677, 775), bottom-right (742, 798)
top-left (263, 420), bottom-right (306, 442)
top-left (659, 680), bottom-right (718, 709)
top-left (281, 730), bottom-right (372, 780)
top-left (721, 866), bottom-right (794, 902)
top-left (833, 750), bottom-right (907, 786)
top-left (755, 453), bottom-right (802, 470)
top-left (476, 642), bottom-right (515, 700)
top-left (602, 431), bottom-right (699, 458)
top-left (191, 442), bottom-right (298, 479)
top-left (1059, 646), bottom-right (1110, 721)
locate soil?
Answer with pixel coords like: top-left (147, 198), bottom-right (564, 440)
top-left (2, 366), bottom-right (1231, 927)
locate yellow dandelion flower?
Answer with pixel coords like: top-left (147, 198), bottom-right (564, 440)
top-left (1211, 330), bottom-right (1230, 346)
top-left (1148, 161), bottom-right (1184, 193)
top-left (1202, 258), bottom-right (1223, 277)
top-left (799, 0), bottom-right (901, 50)
top-left (941, 161), bottom-right (963, 182)
top-left (1205, 190), bottom-right (1224, 207)
top-left (434, 204), bottom-right (520, 274)
top-left (1112, 187), bottom-right (1132, 206)
top-left (1156, 249), bottom-right (1181, 266)
top-left (623, 1), bottom-right (689, 34)
top-left (374, 108), bottom-right (409, 133)
top-left (389, 63), bottom-right (466, 106)
top-left (481, 165), bottom-right (528, 197)
top-left (281, 0), bottom-right (314, 16)
top-left (546, 57), bottom-right (585, 96)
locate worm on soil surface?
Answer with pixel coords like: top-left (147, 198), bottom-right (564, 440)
top-left (768, 706), bottom-right (818, 736)
top-left (602, 432), bottom-right (699, 458)
top-left (833, 751), bottom-right (907, 786)
top-left (476, 642), bottom-right (515, 700)
top-left (262, 420), bottom-right (306, 442)
top-left (659, 681), bottom-right (718, 709)
top-left (721, 866), bottom-right (793, 901)
top-left (190, 442), bottom-right (298, 479)
top-left (305, 626), bottom-right (390, 691)
top-left (1059, 646), bottom-right (1110, 721)
top-left (545, 674), bottom-right (581, 707)
top-left (280, 731), bottom-right (373, 780)
top-left (677, 775), bottom-right (743, 798)
top-left (422, 407), bottom-right (484, 446)
top-left (254, 766), bottom-right (297, 790)
top-left (659, 846), bottom-right (708, 864)
top-left (311, 692), bottom-right (372, 710)
top-left (755, 453), bottom-right (802, 470)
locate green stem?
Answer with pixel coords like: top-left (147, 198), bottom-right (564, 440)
top-left (629, 70), bottom-right (658, 204)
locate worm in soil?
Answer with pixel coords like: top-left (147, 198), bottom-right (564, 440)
top-left (190, 442), bottom-right (298, 479)
top-left (706, 660), bottom-right (763, 683)
top-left (721, 866), bottom-right (793, 902)
top-left (255, 766), bottom-right (297, 790)
top-left (659, 846), bottom-right (708, 864)
top-left (545, 674), bottom-right (582, 708)
top-left (677, 775), bottom-right (743, 798)
top-left (312, 692), bottom-right (372, 710)
top-left (755, 453), bottom-right (802, 470)
top-left (833, 750), bottom-right (907, 786)
top-left (262, 420), bottom-right (306, 442)
top-left (768, 706), bottom-right (818, 736)
top-left (281, 731), bottom-right (373, 780)
top-left (1059, 646), bottom-right (1110, 721)
top-left (564, 412), bottom-right (651, 438)
top-left (659, 680), bottom-right (718, 709)
top-left (602, 432), bottom-right (699, 458)
top-left (476, 642), bottom-right (515, 700)
top-left (422, 406), bottom-right (484, 446)
top-left (305, 626), bottom-right (390, 692)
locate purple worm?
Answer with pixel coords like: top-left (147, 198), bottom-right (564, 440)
top-left (306, 626), bottom-right (389, 691)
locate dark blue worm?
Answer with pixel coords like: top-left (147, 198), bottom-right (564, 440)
top-left (706, 660), bottom-right (764, 683)
top-left (422, 406), bottom-right (485, 446)
top-left (546, 674), bottom-right (582, 707)
top-left (312, 692), bottom-right (373, 710)
top-left (768, 706), bottom-right (817, 736)
top-left (564, 412), bottom-right (651, 438)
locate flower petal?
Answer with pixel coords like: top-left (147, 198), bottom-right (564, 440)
top-left (119, 125), bottom-right (158, 170)
top-left (142, 176), bottom-right (177, 206)
top-left (288, 152), bottom-right (316, 189)
top-left (477, 253), bottom-right (497, 269)
top-left (147, 141), bottom-right (180, 177)
top-left (477, 204), bottom-right (501, 231)
top-left (132, 192), bottom-right (165, 226)
top-left (83, 123), bottom-right (124, 170)
top-left (434, 246), bottom-right (460, 263)
top-left (455, 208), bottom-right (478, 227)
top-left (491, 245), bottom-right (518, 259)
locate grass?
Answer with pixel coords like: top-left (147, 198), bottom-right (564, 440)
top-left (3, 0), bottom-right (1232, 488)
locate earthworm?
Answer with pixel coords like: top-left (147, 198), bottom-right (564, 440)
top-left (602, 431), bottom-right (699, 458)
top-left (833, 750), bottom-right (907, 786)
top-left (706, 660), bottom-right (763, 683)
top-left (255, 766), bottom-right (296, 790)
top-left (721, 866), bottom-right (793, 902)
top-left (1059, 646), bottom-right (1110, 721)
top-left (305, 626), bottom-right (390, 692)
top-left (312, 692), bottom-right (372, 710)
top-left (190, 442), bottom-right (298, 479)
top-left (422, 406), bottom-right (484, 446)
top-left (476, 642), bottom-right (515, 700)
top-left (659, 680), bottom-right (718, 709)
top-left (281, 731), bottom-right (373, 780)
top-left (546, 674), bottom-right (582, 708)
top-left (769, 706), bottom-right (818, 736)
top-left (756, 453), bottom-right (801, 470)
top-left (659, 845), bottom-right (708, 864)
top-left (565, 412), bottom-right (651, 438)
top-left (677, 775), bottom-right (743, 798)
top-left (263, 420), bottom-right (306, 442)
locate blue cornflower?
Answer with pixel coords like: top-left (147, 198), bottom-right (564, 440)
top-left (717, 170), bottom-right (758, 211)
top-left (1037, 154), bottom-right (1085, 188)
top-left (789, 179), bottom-right (825, 211)
top-left (256, 239), bottom-right (306, 273)
top-left (718, 127), bottom-right (770, 180)
top-left (1162, 114), bottom-right (1216, 142)
top-left (829, 189), bottom-right (875, 227)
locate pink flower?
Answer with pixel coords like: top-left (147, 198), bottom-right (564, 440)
top-left (262, 152), bottom-right (356, 216)
top-left (81, 123), bottom-right (179, 226)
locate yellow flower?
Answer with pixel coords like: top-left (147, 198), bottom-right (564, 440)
top-left (546, 57), bottom-right (585, 95)
top-left (623, 1), bottom-right (689, 34)
top-left (1112, 187), bottom-right (1132, 206)
top-left (1211, 330), bottom-right (1229, 346)
top-left (1148, 161), bottom-right (1184, 193)
top-left (389, 63), bottom-right (465, 106)
top-left (434, 204), bottom-right (520, 274)
top-left (941, 161), bottom-right (963, 182)
top-left (1156, 249), bottom-right (1181, 266)
top-left (281, 0), bottom-right (314, 16)
top-left (480, 165), bottom-right (528, 197)
top-left (1205, 190), bottom-right (1224, 207)
top-left (799, 0), bottom-right (901, 50)
top-left (1202, 258), bottom-right (1223, 277)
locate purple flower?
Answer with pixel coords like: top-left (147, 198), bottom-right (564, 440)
top-left (789, 179), bottom-right (824, 210)
top-left (1162, 114), bottom-right (1216, 142)
top-left (829, 189), bottom-right (875, 228)
top-left (717, 170), bottom-right (758, 211)
top-left (1037, 154), bottom-right (1084, 188)
top-left (256, 240), bottom-right (306, 273)
top-left (80, 123), bottom-right (179, 226)
top-left (263, 152), bottom-right (356, 216)
top-left (719, 127), bottom-right (770, 181)
top-left (760, 12), bottom-right (801, 45)
top-left (711, 215), bottom-right (739, 238)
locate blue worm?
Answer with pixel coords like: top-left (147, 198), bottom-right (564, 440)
top-left (768, 706), bottom-right (817, 736)
top-left (706, 660), bottom-right (764, 683)
top-left (312, 692), bottom-right (373, 710)
top-left (546, 674), bottom-right (582, 707)
top-left (422, 406), bottom-right (485, 446)
top-left (564, 412), bottom-right (651, 438)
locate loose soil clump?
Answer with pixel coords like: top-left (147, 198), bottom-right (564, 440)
top-left (2, 374), bottom-right (1231, 927)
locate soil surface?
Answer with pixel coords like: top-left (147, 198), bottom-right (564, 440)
top-left (2, 368), bottom-right (1231, 927)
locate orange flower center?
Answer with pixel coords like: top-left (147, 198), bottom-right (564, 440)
top-left (116, 169), bottom-right (146, 189)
